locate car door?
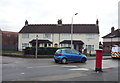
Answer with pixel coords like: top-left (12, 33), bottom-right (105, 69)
top-left (64, 49), bottom-right (73, 61)
top-left (71, 49), bottom-right (81, 61)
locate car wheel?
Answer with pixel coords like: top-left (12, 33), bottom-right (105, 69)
top-left (61, 58), bottom-right (68, 64)
top-left (55, 60), bottom-right (59, 63)
top-left (81, 58), bottom-right (86, 63)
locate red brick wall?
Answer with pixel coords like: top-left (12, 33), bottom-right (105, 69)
top-left (2, 31), bottom-right (18, 50)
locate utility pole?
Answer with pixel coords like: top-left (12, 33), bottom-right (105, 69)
top-left (35, 35), bottom-right (38, 58)
top-left (71, 13), bottom-right (78, 49)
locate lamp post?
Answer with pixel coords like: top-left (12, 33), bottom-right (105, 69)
top-left (71, 13), bottom-right (78, 49)
top-left (109, 35), bottom-right (115, 52)
top-left (35, 35), bottom-right (38, 58)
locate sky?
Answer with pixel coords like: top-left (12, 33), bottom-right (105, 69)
top-left (0, 0), bottom-right (119, 41)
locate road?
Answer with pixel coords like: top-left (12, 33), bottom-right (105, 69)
top-left (1, 56), bottom-right (119, 81)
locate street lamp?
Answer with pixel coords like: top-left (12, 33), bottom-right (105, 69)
top-left (35, 35), bottom-right (38, 58)
top-left (71, 13), bottom-right (78, 49)
top-left (109, 35), bottom-right (115, 54)
top-left (109, 35), bottom-right (115, 48)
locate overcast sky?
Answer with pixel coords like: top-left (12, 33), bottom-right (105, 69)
top-left (0, 0), bottom-right (119, 41)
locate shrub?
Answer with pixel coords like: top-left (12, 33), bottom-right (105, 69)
top-left (24, 47), bottom-right (59, 55)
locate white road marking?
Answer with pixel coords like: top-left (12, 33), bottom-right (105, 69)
top-left (27, 65), bottom-right (59, 69)
top-left (61, 65), bottom-right (77, 67)
top-left (69, 68), bottom-right (89, 71)
top-left (21, 73), bottom-right (25, 75)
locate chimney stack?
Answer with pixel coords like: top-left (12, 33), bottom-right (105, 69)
top-left (25, 20), bottom-right (28, 26)
top-left (111, 27), bottom-right (115, 33)
top-left (96, 19), bottom-right (99, 26)
top-left (57, 19), bottom-right (62, 24)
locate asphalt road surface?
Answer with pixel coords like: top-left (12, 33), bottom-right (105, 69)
top-left (1, 56), bottom-right (119, 81)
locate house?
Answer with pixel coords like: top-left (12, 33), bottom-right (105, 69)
top-left (102, 27), bottom-right (120, 55)
top-left (2, 31), bottom-right (18, 51)
top-left (18, 19), bottom-right (100, 54)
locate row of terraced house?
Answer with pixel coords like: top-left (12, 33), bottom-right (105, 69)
top-left (1, 19), bottom-right (120, 55)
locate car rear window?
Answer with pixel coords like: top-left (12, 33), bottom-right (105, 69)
top-left (56, 49), bottom-right (62, 53)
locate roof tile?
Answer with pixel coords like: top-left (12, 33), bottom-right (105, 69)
top-left (19, 24), bottom-right (99, 34)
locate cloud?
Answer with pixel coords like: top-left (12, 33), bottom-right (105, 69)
top-left (0, 0), bottom-right (119, 40)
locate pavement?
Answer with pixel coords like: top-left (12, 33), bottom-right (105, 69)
top-left (88, 56), bottom-right (112, 60)
top-left (2, 53), bottom-right (112, 60)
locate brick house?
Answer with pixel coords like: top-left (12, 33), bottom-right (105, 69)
top-left (2, 31), bottom-right (18, 51)
top-left (19, 19), bottom-right (100, 54)
top-left (102, 27), bottom-right (120, 55)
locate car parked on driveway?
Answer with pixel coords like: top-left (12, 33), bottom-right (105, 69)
top-left (54, 48), bottom-right (87, 64)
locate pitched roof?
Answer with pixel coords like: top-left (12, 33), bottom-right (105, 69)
top-left (102, 29), bottom-right (120, 38)
top-left (19, 24), bottom-right (99, 34)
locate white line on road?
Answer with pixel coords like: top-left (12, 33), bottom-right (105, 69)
top-left (69, 68), bottom-right (89, 71)
top-left (20, 73), bottom-right (25, 75)
top-left (27, 65), bottom-right (59, 69)
top-left (61, 65), bottom-right (77, 68)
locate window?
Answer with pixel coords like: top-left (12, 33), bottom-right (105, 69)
top-left (22, 34), bottom-right (29, 38)
top-left (71, 49), bottom-right (79, 54)
top-left (22, 43), bottom-right (29, 48)
top-left (86, 34), bottom-right (94, 39)
top-left (56, 49), bottom-right (62, 53)
top-left (86, 45), bottom-right (94, 51)
top-left (62, 34), bottom-right (70, 39)
top-left (44, 33), bottom-right (51, 38)
top-left (7, 34), bottom-right (11, 37)
top-left (65, 49), bottom-right (72, 53)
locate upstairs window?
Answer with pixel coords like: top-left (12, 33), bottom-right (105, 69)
top-left (22, 34), bottom-right (29, 38)
top-left (86, 34), bottom-right (94, 39)
top-left (61, 34), bottom-right (70, 39)
top-left (44, 33), bottom-right (51, 38)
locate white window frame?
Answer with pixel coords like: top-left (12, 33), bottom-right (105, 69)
top-left (22, 34), bottom-right (29, 38)
top-left (44, 33), bottom-right (51, 38)
top-left (86, 34), bottom-right (94, 39)
top-left (22, 43), bottom-right (29, 49)
top-left (86, 45), bottom-right (94, 51)
top-left (61, 34), bottom-right (70, 39)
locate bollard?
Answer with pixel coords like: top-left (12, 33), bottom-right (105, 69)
top-left (95, 49), bottom-right (103, 72)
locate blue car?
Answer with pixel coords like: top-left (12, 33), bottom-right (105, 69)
top-left (54, 48), bottom-right (87, 64)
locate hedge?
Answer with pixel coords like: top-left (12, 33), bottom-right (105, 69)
top-left (24, 47), bottom-right (60, 55)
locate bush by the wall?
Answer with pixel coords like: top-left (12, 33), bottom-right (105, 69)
top-left (24, 47), bottom-right (60, 55)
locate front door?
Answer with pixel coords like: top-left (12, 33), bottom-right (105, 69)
top-left (74, 44), bottom-right (79, 51)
